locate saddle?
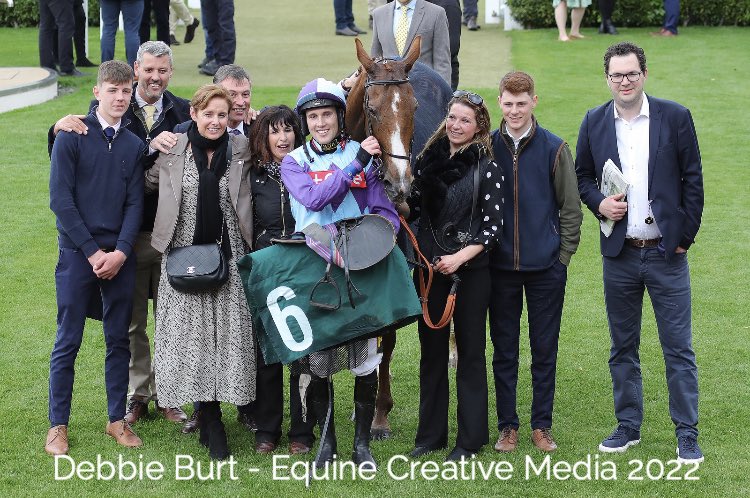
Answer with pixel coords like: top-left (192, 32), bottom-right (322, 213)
top-left (299, 214), bottom-right (396, 310)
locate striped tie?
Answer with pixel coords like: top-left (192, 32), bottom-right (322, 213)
top-left (395, 6), bottom-right (409, 55)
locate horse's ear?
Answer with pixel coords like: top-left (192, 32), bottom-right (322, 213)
top-left (403, 35), bottom-right (421, 72)
top-left (355, 38), bottom-right (375, 73)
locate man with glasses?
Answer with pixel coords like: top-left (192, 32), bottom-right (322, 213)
top-left (576, 42), bottom-right (704, 463)
top-left (489, 71), bottom-right (582, 453)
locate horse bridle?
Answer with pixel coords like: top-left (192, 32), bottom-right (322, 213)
top-left (363, 60), bottom-right (415, 176)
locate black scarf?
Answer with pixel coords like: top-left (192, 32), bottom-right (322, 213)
top-left (418, 137), bottom-right (479, 219)
top-left (188, 122), bottom-right (230, 248)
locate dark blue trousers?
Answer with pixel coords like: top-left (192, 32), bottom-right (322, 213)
top-left (200, 0), bottom-right (235, 65)
top-left (603, 246), bottom-right (698, 438)
top-left (489, 261), bottom-right (567, 430)
top-left (462, 0), bottom-right (478, 21)
top-left (49, 247), bottom-right (136, 426)
top-left (333, 0), bottom-right (354, 29)
top-left (39, 0), bottom-right (75, 73)
top-left (663, 0), bottom-right (680, 33)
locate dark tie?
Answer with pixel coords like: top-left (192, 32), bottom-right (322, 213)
top-left (104, 127), bottom-right (115, 150)
top-left (230, 129), bottom-right (242, 136)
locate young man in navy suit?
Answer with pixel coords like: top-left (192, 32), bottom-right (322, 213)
top-left (576, 41), bottom-right (704, 463)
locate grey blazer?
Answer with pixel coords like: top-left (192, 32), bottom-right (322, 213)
top-left (145, 133), bottom-right (254, 253)
top-left (371, 0), bottom-right (452, 85)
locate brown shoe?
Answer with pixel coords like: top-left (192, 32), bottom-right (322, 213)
top-left (651, 28), bottom-right (677, 36)
top-left (531, 428), bottom-right (558, 452)
top-left (157, 404), bottom-right (188, 423)
top-left (45, 425), bottom-right (69, 455)
top-left (106, 420), bottom-right (143, 448)
top-left (124, 399), bottom-right (148, 425)
top-left (182, 409), bottom-right (201, 434)
top-left (289, 441), bottom-right (311, 455)
top-left (494, 426), bottom-right (518, 452)
top-left (255, 441), bottom-right (277, 454)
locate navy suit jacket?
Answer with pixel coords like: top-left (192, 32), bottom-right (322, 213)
top-left (575, 95), bottom-right (704, 262)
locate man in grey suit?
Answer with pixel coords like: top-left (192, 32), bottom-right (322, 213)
top-left (371, 0), bottom-right (452, 86)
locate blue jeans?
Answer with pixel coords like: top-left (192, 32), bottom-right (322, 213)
top-left (201, 0), bottom-right (235, 65)
top-left (663, 0), bottom-right (680, 34)
top-left (603, 246), bottom-right (698, 438)
top-left (100, 0), bottom-right (143, 67)
top-left (462, 0), bottom-right (478, 21)
top-left (333, 0), bottom-right (354, 29)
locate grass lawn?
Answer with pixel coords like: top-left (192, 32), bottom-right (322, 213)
top-left (1, 1), bottom-right (749, 496)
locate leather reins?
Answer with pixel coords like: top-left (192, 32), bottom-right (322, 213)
top-left (399, 215), bottom-right (459, 330)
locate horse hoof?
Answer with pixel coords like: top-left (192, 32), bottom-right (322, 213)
top-left (370, 427), bottom-right (392, 440)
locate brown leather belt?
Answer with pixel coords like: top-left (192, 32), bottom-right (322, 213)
top-left (625, 238), bottom-right (660, 248)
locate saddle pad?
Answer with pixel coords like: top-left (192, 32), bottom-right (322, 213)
top-left (237, 243), bottom-right (420, 365)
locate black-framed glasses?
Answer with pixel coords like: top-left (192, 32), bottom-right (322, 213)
top-left (607, 72), bottom-right (642, 84)
top-left (452, 90), bottom-right (484, 106)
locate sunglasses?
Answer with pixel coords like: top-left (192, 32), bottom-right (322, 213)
top-left (452, 90), bottom-right (484, 106)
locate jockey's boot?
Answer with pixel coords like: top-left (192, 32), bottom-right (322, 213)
top-left (310, 377), bottom-right (337, 469)
top-left (352, 371), bottom-right (378, 468)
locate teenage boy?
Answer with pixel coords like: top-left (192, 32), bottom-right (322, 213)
top-left (46, 60), bottom-right (145, 455)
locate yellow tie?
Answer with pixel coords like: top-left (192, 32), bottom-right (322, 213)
top-left (395, 6), bottom-right (409, 55)
top-left (143, 105), bottom-right (156, 130)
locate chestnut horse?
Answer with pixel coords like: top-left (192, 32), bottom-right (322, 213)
top-left (345, 37), bottom-right (454, 439)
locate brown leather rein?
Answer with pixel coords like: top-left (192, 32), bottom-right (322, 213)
top-left (399, 215), bottom-right (459, 330)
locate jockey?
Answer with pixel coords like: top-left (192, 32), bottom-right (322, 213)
top-left (280, 78), bottom-right (399, 470)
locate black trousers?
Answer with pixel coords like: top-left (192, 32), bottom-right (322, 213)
top-left (414, 266), bottom-right (489, 451)
top-left (140, 0), bottom-right (170, 44)
top-left (39, 0), bottom-right (75, 72)
top-left (599, 0), bottom-right (615, 19)
top-left (488, 261), bottom-right (567, 431)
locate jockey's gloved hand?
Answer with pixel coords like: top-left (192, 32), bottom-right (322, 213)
top-left (343, 148), bottom-right (372, 179)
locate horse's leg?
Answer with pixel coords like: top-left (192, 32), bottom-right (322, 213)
top-left (372, 328), bottom-right (396, 440)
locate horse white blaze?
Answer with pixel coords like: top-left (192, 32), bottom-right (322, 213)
top-left (388, 90), bottom-right (409, 193)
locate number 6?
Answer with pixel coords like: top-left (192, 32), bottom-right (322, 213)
top-left (267, 286), bottom-right (313, 352)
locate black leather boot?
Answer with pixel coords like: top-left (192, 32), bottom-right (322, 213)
top-left (352, 372), bottom-right (377, 468)
top-left (202, 402), bottom-right (230, 460)
top-left (310, 377), bottom-right (337, 469)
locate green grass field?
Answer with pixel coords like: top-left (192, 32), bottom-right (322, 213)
top-left (1, 1), bottom-right (749, 496)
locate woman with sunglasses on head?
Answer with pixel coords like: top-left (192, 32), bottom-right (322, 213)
top-left (246, 105), bottom-right (317, 456)
top-left (405, 90), bottom-right (503, 461)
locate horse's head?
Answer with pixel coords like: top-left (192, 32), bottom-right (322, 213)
top-left (351, 37), bottom-right (421, 204)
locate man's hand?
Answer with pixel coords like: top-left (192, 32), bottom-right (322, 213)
top-left (93, 250), bottom-right (127, 280)
top-left (598, 192), bottom-right (628, 221)
top-left (150, 131), bottom-right (178, 154)
top-left (54, 115), bottom-right (88, 135)
top-left (360, 136), bottom-right (381, 157)
top-left (675, 246), bottom-right (687, 254)
top-left (88, 249), bottom-right (106, 269)
top-left (244, 107), bottom-right (259, 124)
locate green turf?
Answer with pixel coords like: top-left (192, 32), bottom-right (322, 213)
top-left (1, 1), bottom-right (749, 496)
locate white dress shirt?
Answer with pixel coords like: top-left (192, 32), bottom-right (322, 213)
top-left (614, 96), bottom-right (661, 240)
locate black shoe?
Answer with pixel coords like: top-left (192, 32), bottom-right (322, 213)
top-left (237, 410), bottom-right (257, 432)
top-left (197, 56), bottom-right (211, 69)
top-left (169, 34), bottom-right (180, 46)
top-left (76, 58), bottom-right (97, 68)
top-left (409, 444), bottom-right (446, 458)
top-left (602, 18), bottom-right (619, 35)
top-left (335, 27), bottom-right (358, 36)
top-left (349, 24), bottom-right (367, 34)
top-left (184, 18), bottom-right (200, 44)
top-left (446, 446), bottom-right (476, 461)
top-left (59, 69), bottom-right (85, 77)
top-left (467, 16), bottom-right (480, 31)
top-left (182, 409), bottom-right (201, 434)
top-left (199, 59), bottom-right (220, 76)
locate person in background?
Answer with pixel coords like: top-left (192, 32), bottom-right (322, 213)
top-left (334, 0), bottom-right (368, 36)
top-left (100, 0), bottom-right (144, 67)
top-left (168, 0), bottom-right (200, 45)
top-left (553, 0), bottom-right (590, 41)
top-left (598, 0), bottom-right (618, 34)
top-left (653, 0), bottom-right (680, 36)
top-left (140, 0), bottom-right (171, 46)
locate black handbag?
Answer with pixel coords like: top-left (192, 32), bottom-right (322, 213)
top-left (166, 220), bottom-right (229, 293)
top-left (429, 163), bottom-right (481, 254)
